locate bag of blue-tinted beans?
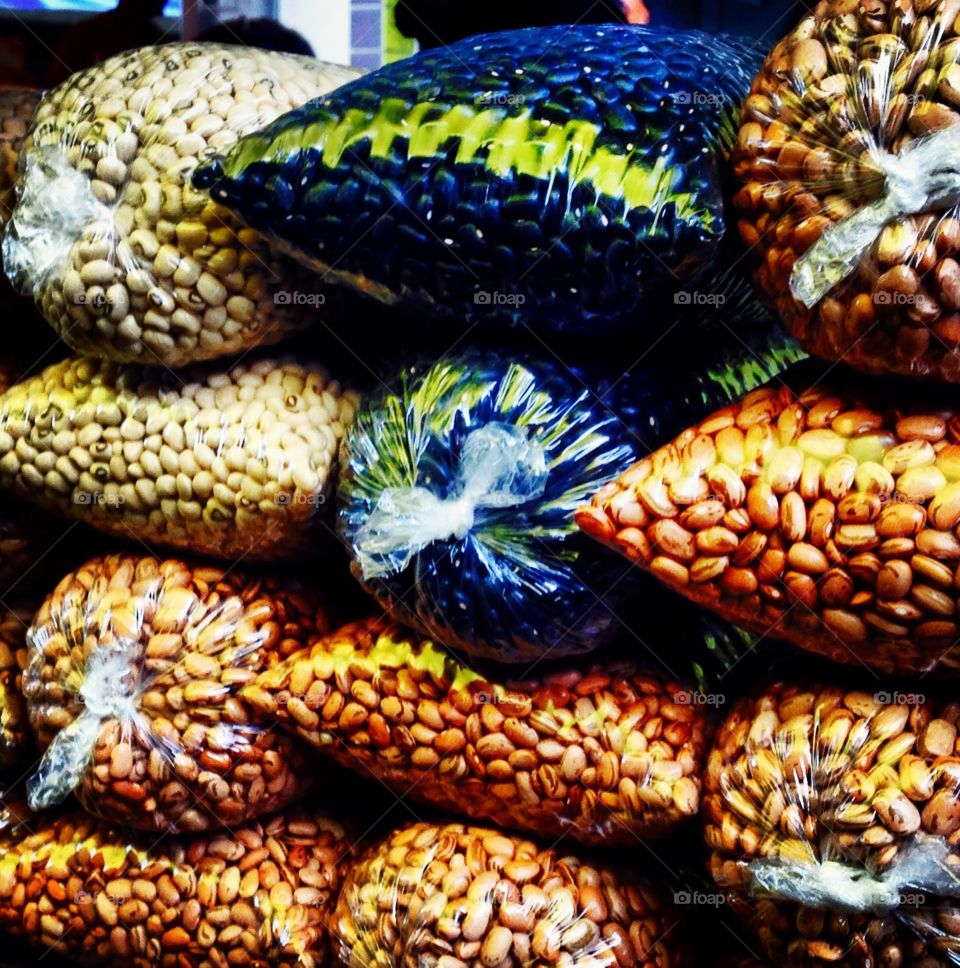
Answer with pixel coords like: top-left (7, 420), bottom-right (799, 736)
top-left (194, 24), bottom-right (762, 335)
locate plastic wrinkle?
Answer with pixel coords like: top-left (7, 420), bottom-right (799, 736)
top-left (27, 638), bottom-right (139, 810)
top-left (790, 124), bottom-right (960, 307)
top-left (2, 145), bottom-right (110, 296)
top-left (748, 835), bottom-right (956, 915)
top-left (354, 423), bottom-right (548, 579)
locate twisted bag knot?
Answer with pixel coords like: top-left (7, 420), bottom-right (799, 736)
top-left (28, 639), bottom-right (140, 810)
top-left (354, 422), bottom-right (548, 580)
top-left (790, 125), bottom-right (960, 307)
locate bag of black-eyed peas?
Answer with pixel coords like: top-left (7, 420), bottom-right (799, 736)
top-left (23, 553), bottom-right (335, 833)
top-left (0, 353), bottom-right (357, 561)
top-left (194, 24), bottom-right (762, 336)
top-left (2, 44), bottom-right (360, 366)
top-left (705, 681), bottom-right (960, 967)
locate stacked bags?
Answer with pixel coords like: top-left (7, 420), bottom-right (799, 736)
top-left (0, 15), bottom-right (855, 968)
top-left (571, 2), bottom-right (960, 964)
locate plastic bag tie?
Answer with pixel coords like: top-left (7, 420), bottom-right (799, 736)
top-left (747, 833), bottom-right (960, 914)
top-left (354, 422), bottom-right (548, 579)
top-left (27, 638), bottom-right (140, 810)
top-left (790, 125), bottom-right (960, 307)
top-left (2, 145), bottom-right (112, 297)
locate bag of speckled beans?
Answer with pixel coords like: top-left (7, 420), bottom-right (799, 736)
top-left (0, 604), bottom-right (36, 770)
top-left (579, 361), bottom-right (960, 677)
top-left (243, 616), bottom-right (715, 846)
top-left (0, 798), bottom-right (353, 967)
top-left (192, 25), bottom-right (762, 334)
top-left (332, 821), bottom-right (693, 968)
top-left (0, 354), bottom-right (357, 562)
top-left (705, 682), bottom-right (960, 968)
top-left (21, 553), bottom-right (336, 833)
top-left (733, 0), bottom-right (960, 382)
top-left (0, 89), bottom-right (40, 229)
top-left (1, 45), bottom-right (361, 367)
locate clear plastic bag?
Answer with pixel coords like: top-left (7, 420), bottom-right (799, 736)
top-left (579, 362), bottom-right (960, 675)
top-left (244, 617), bottom-right (708, 846)
top-left (0, 604), bottom-right (31, 769)
top-left (337, 351), bottom-right (638, 662)
top-left (0, 797), bottom-right (353, 967)
top-left (734, 0), bottom-right (960, 382)
top-left (0, 354), bottom-right (357, 562)
top-left (332, 820), bottom-right (691, 968)
top-left (2, 43), bottom-right (360, 366)
top-left (194, 24), bottom-right (760, 335)
top-left (23, 553), bottom-right (335, 833)
top-left (705, 681), bottom-right (960, 967)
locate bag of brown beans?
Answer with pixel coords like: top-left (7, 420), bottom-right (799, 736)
top-left (332, 820), bottom-right (691, 968)
top-left (0, 354), bottom-right (357, 562)
top-left (0, 604), bottom-right (34, 770)
top-left (0, 799), bottom-right (353, 967)
top-left (23, 553), bottom-right (336, 833)
top-left (0, 88), bottom-right (40, 227)
top-left (578, 364), bottom-right (960, 676)
top-left (734, 0), bottom-right (960, 382)
top-left (705, 682), bottom-right (960, 967)
top-left (243, 617), bottom-right (709, 847)
top-left (2, 44), bottom-right (360, 366)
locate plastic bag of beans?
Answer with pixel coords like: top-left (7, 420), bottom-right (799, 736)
top-left (332, 820), bottom-right (691, 968)
top-left (0, 354), bottom-right (357, 562)
top-left (2, 44), bottom-right (360, 366)
top-left (579, 362), bottom-right (960, 676)
top-left (583, 296), bottom-right (806, 453)
top-left (0, 604), bottom-right (34, 769)
top-left (705, 682), bottom-right (960, 967)
top-left (243, 617), bottom-right (709, 846)
top-left (23, 553), bottom-right (336, 833)
top-left (338, 351), bottom-right (638, 662)
top-left (733, 0), bottom-right (960, 382)
top-left (194, 25), bottom-right (761, 335)
top-left (0, 88), bottom-right (39, 227)
top-left (0, 799), bottom-right (352, 967)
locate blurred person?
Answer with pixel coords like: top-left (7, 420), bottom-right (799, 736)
top-left (395, 0), bottom-right (649, 49)
top-left (196, 18), bottom-right (314, 57)
top-left (46, 0), bottom-right (168, 87)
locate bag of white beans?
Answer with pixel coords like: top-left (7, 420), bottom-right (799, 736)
top-left (705, 681), bottom-right (960, 967)
top-left (0, 353), bottom-right (357, 562)
top-left (2, 44), bottom-right (360, 366)
top-left (23, 554), bottom-right (336, 833)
